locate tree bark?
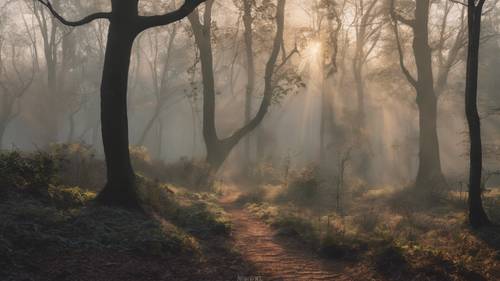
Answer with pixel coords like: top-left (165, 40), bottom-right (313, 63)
top-left (465, 0), bottom-right (490, 228)
top-left (96, 5), bottom-right (141, 209)
top-left (392, 0), bottom-right (446, 191)
top-left (413, 0), bottom-right (445, 190)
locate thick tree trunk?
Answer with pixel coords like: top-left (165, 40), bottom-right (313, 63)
top-left (415, 89), bottom-right (444, 189)
top-left (413, 0), bottom-right (446, 190)
top-left (466, 3), bottom-right (490, 228)
top-left (96, 16), bottom-right (141, 209)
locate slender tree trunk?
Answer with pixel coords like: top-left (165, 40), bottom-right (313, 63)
top-left (96, 18), bottom-right (140, 209)
top-left (353, 64), bottom-right (365, 128)
top-left (137, 103), bottom-right (161, 146)
top-left (243, 0), bottom-right (255, 169)
top-left (466, 1), bottom-right (490, 228)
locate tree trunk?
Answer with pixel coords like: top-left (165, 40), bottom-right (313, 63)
top-left (189, 0), bottom-right (285, 176)
top-left (96, 16), bottom-right (141, 209)
top-left (353, 65), bottom-right (365, 129)
top-left (137, 103), bottom-right (161, 146)
top-left (466, 2), bottom-right (490, 228)
top-left (413, 0), bottom-right (446, 190)
top-left (243, 0), bottom-right (255, 169)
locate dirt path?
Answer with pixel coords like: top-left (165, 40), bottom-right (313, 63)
top-left (220, 195), bottom-right (366, 281)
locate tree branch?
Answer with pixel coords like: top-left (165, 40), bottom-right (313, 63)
top-left (391, 20), bottom-right (417, 88)
top-left (36, 0), bottom-right (110, 26)
top-left (139, 0), bottom-right (207, 31)
top-left (389, 0), bottom-right (415, 28)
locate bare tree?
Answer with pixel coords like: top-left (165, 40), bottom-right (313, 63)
top-left (36, 0), bottom-right (207, 209)
top-left (188, 0), bottom-right (291, 176)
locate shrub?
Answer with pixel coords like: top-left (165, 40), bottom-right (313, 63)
top-left (236, 185), bottom-right (268, 205)
top-left (282, 166), bottom-right (321, 206)
top-left (47, 185), bottom-right (96, 209)
top-left (48, 143), bottom-right (105, 190)
top-left (0, 150), bottom-right (61, 190)
top-left (272, 214), bottom-right (318, 244)
top-left (353, 211), bottom-right (380, 233)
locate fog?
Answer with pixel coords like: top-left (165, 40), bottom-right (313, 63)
top-left (1, 0), bottom-right (500, 187)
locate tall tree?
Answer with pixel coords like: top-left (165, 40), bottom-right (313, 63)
top-left (37, 0), bottom-right (206, 209)
top-left (188, 0), bottom-right (288, 175)
top-left (390, 0), bottom-right (446, 191)
top-left (465, 0), bottom-right (490, 228)
top-left (242, 0), bottom-right (256, 168)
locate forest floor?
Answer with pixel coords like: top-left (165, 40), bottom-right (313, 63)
top-left (219, 191), bottom-right (373, 281)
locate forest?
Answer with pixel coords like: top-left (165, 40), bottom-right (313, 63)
top-left (1, 0), bottom-right (500, 280)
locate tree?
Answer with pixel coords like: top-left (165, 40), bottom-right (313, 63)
top-left (465, 0), bottom-right (491, 228)
top-left (0, 36), bottom-right (36, 147)
top-left (390, 0), bottom-right (446, 191)
top-left (136, 22), bottom-right (179, 148)
top-left (242, 0), bottom-right (256, 169)
top-left (188, 0), bottom-right (289, 175)
top-left (37, 0), bottom-right (207, 209)
top-left (351, 0), bottom-right (383, 129)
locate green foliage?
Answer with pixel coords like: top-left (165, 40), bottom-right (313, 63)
top-left (0, 150), bottom-right (61, 189)
top-left (47, 185), bottom-right (96, 209)
top-left (137, 175), bottom-right (231, 237)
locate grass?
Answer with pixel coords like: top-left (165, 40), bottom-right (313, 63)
top-left (0, 150), bottom-right (235, 280)
top-left (240, 178), bottom-right (500, 280)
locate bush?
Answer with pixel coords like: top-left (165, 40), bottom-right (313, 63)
top-left (281, 166), bottom-right (321, 206)
top-left (236, 185), bottom-right (268, 205)
top-left (48, 143), bottom-right (106, 190)
top-left (272, 214), bottom-right (319, 244)
top-left (0, 150), bottom-right (61, 189)
top-left (353, 211), bottom-right (380, 233)
top-left (137, 175), bottom-right (231, 237)
top-left (248, 161), bottom-right (283, 185)
top-left (47, 185), bottom-right (96, 209)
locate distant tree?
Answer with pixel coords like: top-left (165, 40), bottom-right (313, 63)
top-left (37, 0), bottom-right (206, 209)
top-left (136, 22), bottom-right (179, 148)
top-left (0, 37), bottom-right (36, 147)
top-left (351, 0), bottom-right (383, 129)
top-left (465, 0), bottom-right (491, 228)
